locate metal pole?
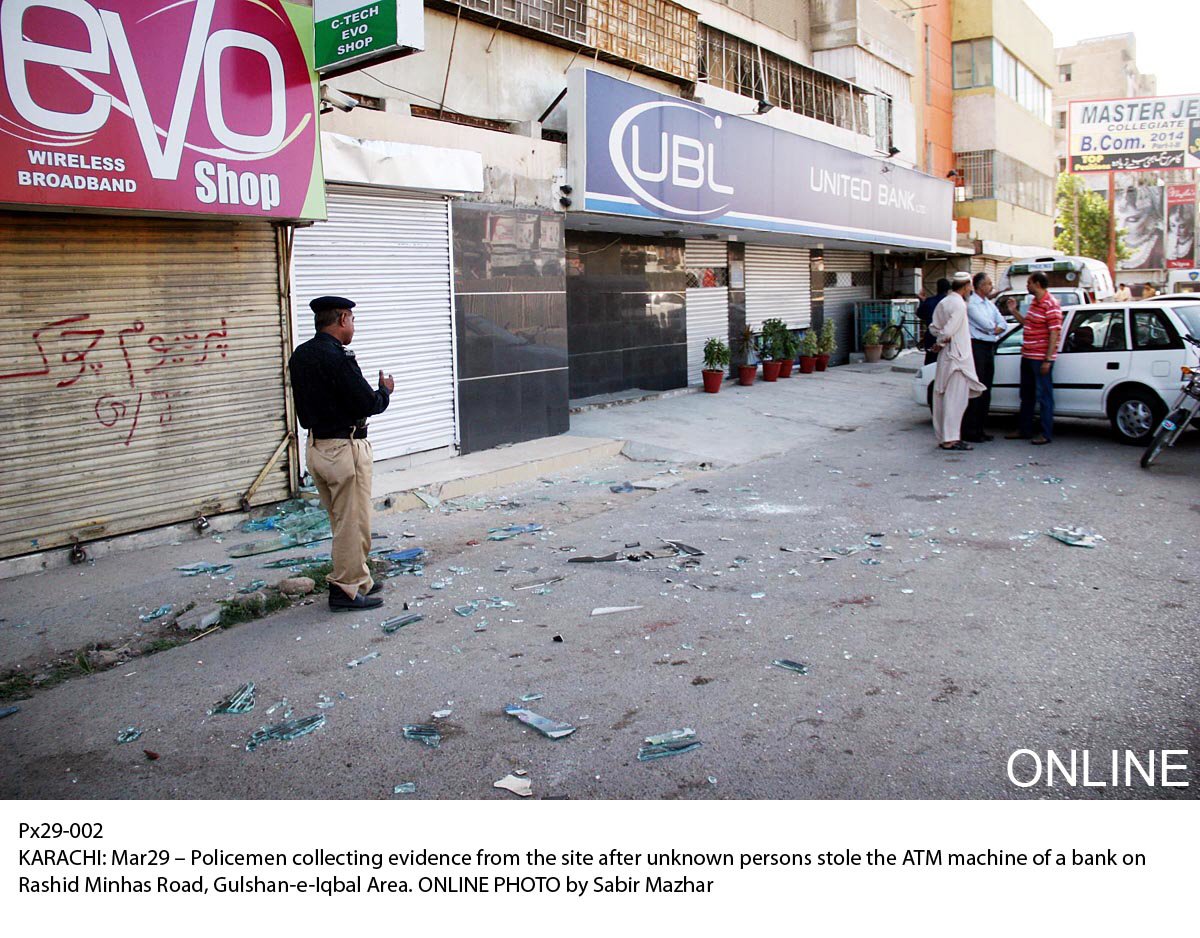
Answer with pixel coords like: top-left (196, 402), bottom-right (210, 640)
top-left (437, 4), bottom-right (462, 118)
top-left (1072, 178), bottom-right (1080, 256)
top-left (1106, 171), bottom-right (1117, 281)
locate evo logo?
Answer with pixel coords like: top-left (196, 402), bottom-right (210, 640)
top-left (608, 100), bottom-right (734, 219)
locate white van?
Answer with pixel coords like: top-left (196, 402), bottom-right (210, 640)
top-left (1166, 269), bottom-right (1200, 294)
top-left (994, 254), bottom-right (1115, 317)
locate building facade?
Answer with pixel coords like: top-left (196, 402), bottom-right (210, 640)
top-left (947, 0), bottom-right (1056, 279)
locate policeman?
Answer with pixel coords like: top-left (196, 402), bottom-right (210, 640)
top-left (289, 296), bottom-right (394, 611)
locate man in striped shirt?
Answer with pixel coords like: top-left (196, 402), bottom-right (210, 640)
top-left (1005, 271), bottom-right (1061, 445)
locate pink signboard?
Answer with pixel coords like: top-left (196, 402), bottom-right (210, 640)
top-left (0, 0), bottom-right (324, 219)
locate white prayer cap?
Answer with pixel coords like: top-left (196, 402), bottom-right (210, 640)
top-left (951, 271), bottom-right (972, 285)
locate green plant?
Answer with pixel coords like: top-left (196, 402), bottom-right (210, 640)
top-left (760, 318), bottom-right (797, 360)
top-left (799, 331), bottom-right (819, 357)
top-left (737, 326), bottom-right (757, 363)
top-left (819, 320), bottom-right (836, 356)
top-left (863, 323), bottom-right (883, 346)
top-left (702, 337), bottom-right (730, 370)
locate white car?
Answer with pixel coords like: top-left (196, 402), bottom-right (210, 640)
top-left (913, 299), bottom-right (1200, 444)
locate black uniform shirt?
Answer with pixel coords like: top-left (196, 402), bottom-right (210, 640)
top-left (289, 332), bottom-right (391, 437)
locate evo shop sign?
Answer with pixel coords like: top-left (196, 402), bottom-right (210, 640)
top-left (570, 70), bottom-right (953, 250)
top-left (314, 0), bottom-right (423, 76)
top-left (0, 0), bottom-right (324, 219)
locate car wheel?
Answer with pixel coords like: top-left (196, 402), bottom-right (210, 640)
top-left (1108, 389), bottom-right (1165, 445)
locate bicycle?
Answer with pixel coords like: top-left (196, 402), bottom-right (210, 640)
top-left (878, 317), bottom-right (923, 361)
top-left (1140, 334), bottom-right (1200, 468)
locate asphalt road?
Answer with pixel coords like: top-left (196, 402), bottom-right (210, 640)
top-left (2, 370), bottom-right (1197, 799)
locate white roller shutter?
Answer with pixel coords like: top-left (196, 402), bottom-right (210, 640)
top-left (0, 212), bottom-right (291, 560)
top-left (822, 250), bottom-right (874, 365)
top-left (745, 244), bottom-right (811, 331)
top-left (292, 186), bottom-right (456, 461)
top-left (685, 240), bottom-right (730, 384)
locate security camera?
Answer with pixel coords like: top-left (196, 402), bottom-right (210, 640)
top-left (320, 85), bottom-right (358, 113)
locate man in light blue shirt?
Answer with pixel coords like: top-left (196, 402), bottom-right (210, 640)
top-left (962, 272), bottom-right (1007, 442)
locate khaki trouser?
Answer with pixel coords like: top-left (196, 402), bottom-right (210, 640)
top-left (306, 435), bottom-right (374, 599)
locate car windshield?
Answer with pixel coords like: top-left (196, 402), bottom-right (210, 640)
top-left (1171, 304), bottom-right (1200, 340)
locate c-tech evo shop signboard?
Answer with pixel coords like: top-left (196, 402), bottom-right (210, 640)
top-left (567, 69), bottom-right (954, 251)
top-left (0, 0), bottom-right (325, 219)
top-left (314, 0), bottom-right (423, 76)
top-left (1069, 93), bottom-right (1200, 173)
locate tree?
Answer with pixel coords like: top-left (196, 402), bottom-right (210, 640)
top-left (1054, 173), bottom-right (1130, 262)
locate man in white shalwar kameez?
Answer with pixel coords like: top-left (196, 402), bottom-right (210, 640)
top-left (929, 272), bottom-right (986, 450)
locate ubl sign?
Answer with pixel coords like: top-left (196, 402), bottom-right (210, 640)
top-left (0, 0), bottom-right (323, 218)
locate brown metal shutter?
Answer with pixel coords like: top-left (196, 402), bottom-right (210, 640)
top-left (0, 212), bottom-right (292, 560)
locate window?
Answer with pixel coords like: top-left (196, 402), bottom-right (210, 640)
top-left (697, 26), bottom-right (871, 134)
top-left (1059, 64), bottom-right (1072, 82)
top-left (954, 39), bottom-right (1050, 122)
top-left (1132, 309), bottom-right (1182, 350)
top-left (1063, 310), bottom-right (1126, 352)
top-left (953, 150), bottom-right (1055, 215)
top-left (874, 93), bottom-right (893, 153)
top-left (1056, 110), bottom-right (1067, 130)
top-left (686, 266), bottom-right (728, 288)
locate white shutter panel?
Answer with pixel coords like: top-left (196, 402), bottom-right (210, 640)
top-left (686, 240), bottom-right (730, 383)
top-left (745, 245), bottom-right (811, 330)
top-left (292, 186), bottom-right (457, 460)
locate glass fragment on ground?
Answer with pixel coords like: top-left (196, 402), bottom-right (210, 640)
top-left (116, 727), bottom-right (143, 743)
top-left (209, 682), bottom-right (255, 715)
top-left (245, 714), bottom-right (325, 752)
top-left (773, 659), bottom-right (810, 674)
top-left (504, 706), bottom-right (576, 739)
top-left (402, 724), bottom-right (442, 747)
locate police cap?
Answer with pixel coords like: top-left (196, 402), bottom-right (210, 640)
top-left (309, 295), bottom-right (356, 313)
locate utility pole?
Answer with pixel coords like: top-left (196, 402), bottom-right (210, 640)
top-left (1072, 178), bottom-right (1080, 256)
top-left (1106, 171), bottom-right (1117, 281)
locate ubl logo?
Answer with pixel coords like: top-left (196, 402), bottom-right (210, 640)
top-left (0, 0), bottom-right (304, 180)
top-left (609, 100), bottom-right (735, 218)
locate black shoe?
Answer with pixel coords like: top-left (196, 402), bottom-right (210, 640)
top-left (329, 588), bottom-right (383, 611)
top-left (962, 435), bottom-right (985, 443)
top-left (367, 582), bottom-right (383, 596)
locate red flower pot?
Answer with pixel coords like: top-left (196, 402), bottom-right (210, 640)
top-left (798, 356), bottom-right (817, 374)
top-left (737, 364), bottom-right (757, 386)
top-left (778, 358), bottom-right (794, 378)
top-left (702, 369), bottom-right (724, 393)
top-left (815, 354), bottom-right (830, 371)
top-left (762, 360), bottom-right (782, 382)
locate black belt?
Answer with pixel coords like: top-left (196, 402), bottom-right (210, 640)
top-left (312, 427), bottom-right (368, 440)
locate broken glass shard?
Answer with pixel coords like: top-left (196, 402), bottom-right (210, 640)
top-left (414, 491), bottom-right (441, 509)
top-left (176, 562), bottom-right (234, 577)
top-left (386, 548), bottom-right (426, 563)
top-left (347, 651), bottom-right (381, 668)
top-left (393, 782), bottom-right (417, 794)
top-left (773, 659), bottom-right (810, 674)
top-left (402, 724), bottom-right (442, 747)
top-left (637, 740), bottom-right (702, 761)
top-left (486, 597), bottom-right (516, 609)
top-left (644, 728), bottom-right (696, 746)
top-left (1047, 526), bottom-right (1103, 548)
top-left (591, 606), bottom-right (643, 616)
top-left (454, 602), bottom-right (481, 617)
top-left (381, 613), bottom-right (424, 634)
top-left (0, 705), bottom-right (20, 720)
top-left (504, 706), bottom-right (576, 739)
top-left (260, 553), bottom-right (329, 569)
top-left (116, 726), bottom-right (143, 744)
top-left (609, 482), bottom-right (634, 493)
top-left (238, 579), bottom-right (268, 593)
top-left (512, 575), bottom-right (566, 591)
top-left (245, 713), bottom-right (325, 752)
top-left (487, 523), bottom-right (544, 541)
top-left (519, 692), bottom-right (544, 702)
top-left (861, 558), bottom-right (882, 565)
top-left (568, 553), bottom-right (622, 563)
top-left (209, 682), bottom-right (255, 715)
top-left (138, 605), bottom-right (172, 622)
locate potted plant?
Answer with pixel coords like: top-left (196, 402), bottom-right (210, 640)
top-left (775, 320), bottom-right (799, 377)
top-left (736, 327), bottom-right (757, 386)
top-left (759, 319), bottom-right (787, 381)
top-left (817, 320), bottom-right (835, 371)
top-left (798, 330), bottom-right (819, 373)
top-left (701, 337), bottom-right (730, 393)
top-left (862, 323), bottom-right (884, 363)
